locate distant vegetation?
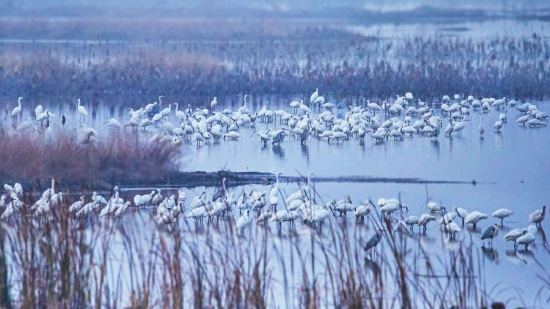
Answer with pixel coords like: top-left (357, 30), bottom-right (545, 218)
top-left (0, 28), bottom-right (549, 99)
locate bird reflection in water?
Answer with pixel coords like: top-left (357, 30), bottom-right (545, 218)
top-left (481, 246), bottom-right (499, 264)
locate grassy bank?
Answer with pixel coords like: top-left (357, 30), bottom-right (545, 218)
top-left (0, 130), bottom-right (181, 189)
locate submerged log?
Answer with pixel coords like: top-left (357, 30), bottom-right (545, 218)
top-left (10, 171), bottom-right (476, 193)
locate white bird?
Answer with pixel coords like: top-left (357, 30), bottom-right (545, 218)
top-left (11, 97), bottom-right (22, 118)
top-left (76, 201), bottom-right (100, 217)
top-left (504, 228), bottom-right (524, 242)
top-left (528, 205), bottom-right (546, 227)
top-left (478, 115), bottom-right (484, 135)
top-left (99, 199), bottom-right (117, 217)
top-left (134, 191), bottom-right (155, 207)
top-left (41, 179), bottom-right (56, 201)
top-left (92, 191), bottom-right (108, 205)
top-left (271, 210), bottom-right (291, 226)
top-left (450, 207), bottom-right (469, 228)
top-left (114, 201), bottom-right (132, 218)
top-left (269, 173), bottom-right (281, 211)
top-left (299, 100), bottom-right (311, 114)
top-left (427, 202), bottom-right (445, 213)
top-left (35, 104), bottom-right (43, 118)
top-left (418, 214), bottom-right (436, 232)
top-left (77, 99), bottom-right (88, 122)
top-left (236, 209), bottom-right (252, 232)
top-left (527, 119), bottom-right (547, 127)
top-left (464, 211), bottom-right (488, 229)
top-left (211, 97), bottom-right (218, 111)
top-left (354, 200), bottom-right (374, 222)
top-left (223, 132), bottom-right (240, 140)
top-left (308, 205), bottom-right (331, 225)
top-left (310, 88), bottom-right (319, 104)
top-left (161, 104), bottom-right (172, 117)
top-left (494, 120), bottom-right (503, 132)
top-left (68, 196), bottom-right (85, 213)
top-left (173, 103), bottom-right (186, 124)
top-left (403, 215), bottom-right (419, 232)
top-left (256, 210), bottom-right (272, 224)
top-left (186, 204), bottom-right (210, 223)
top-left (492, 208), bottom-right (513, 226)
top-left (445, 220), bottom-right (461, 240)
top-left (452, 119), bottom-right (469, 135)
top-left (438, 212), bottom-right (457, 226)
top-left (104, 118), bottom-right (122, 129)
top-left (515, 229), bottom-right (536, 250)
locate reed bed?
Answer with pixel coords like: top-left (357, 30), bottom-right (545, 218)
top-left (1, 193), bottom-right (545, 308)
top-left (0, 129), bottom-right (181, 188)
top-left (0, 34), bottom-right (549, 99)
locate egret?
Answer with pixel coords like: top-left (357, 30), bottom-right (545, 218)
top-left (310, 88), bottom-right (319, 104)
top-left (11, 97), bottom-right (22, 119)
top-left (77, 99), bottom-right (88, 122)
top-left (269, 173), bottom-right (281, 211)
top-left (211, 97), bottom-right (218, 111)
top-left (173, 103), bottom-right (186, 124)
top-left (161, 104), bottom-right (172, 118)
top-left (481, 224), bottom-right (499, 247)
top-left (35, 104), bottom-right (43, 118)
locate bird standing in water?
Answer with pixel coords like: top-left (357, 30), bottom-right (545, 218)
top-left (481, 224), bottom-right (499, 247)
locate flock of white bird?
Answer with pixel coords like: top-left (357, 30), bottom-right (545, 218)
top-left (5, 89), bottom-right (548, 149)
top-left (1, 171), bottom-right (546, 253)
top-left (2, 90), bottom-right (548, 254)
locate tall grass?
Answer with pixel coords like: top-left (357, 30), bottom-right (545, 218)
top-left (2, 193), bottom-right (546, 308)
top-left (0, 130), bottom-right (181, 188)
top-left (1, 34), bottom-right (549, 99)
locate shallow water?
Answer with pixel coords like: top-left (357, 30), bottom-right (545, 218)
top-left (2, 94), bottom-right (548, 307)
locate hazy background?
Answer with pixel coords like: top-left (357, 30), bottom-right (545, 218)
top-left (1, 0), bottom-right (549, 14)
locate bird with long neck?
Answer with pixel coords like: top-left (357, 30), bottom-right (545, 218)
top-left (269, 172), bottom-right (281, 211)
top-left (11, 97), bottom-right (22, 122)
